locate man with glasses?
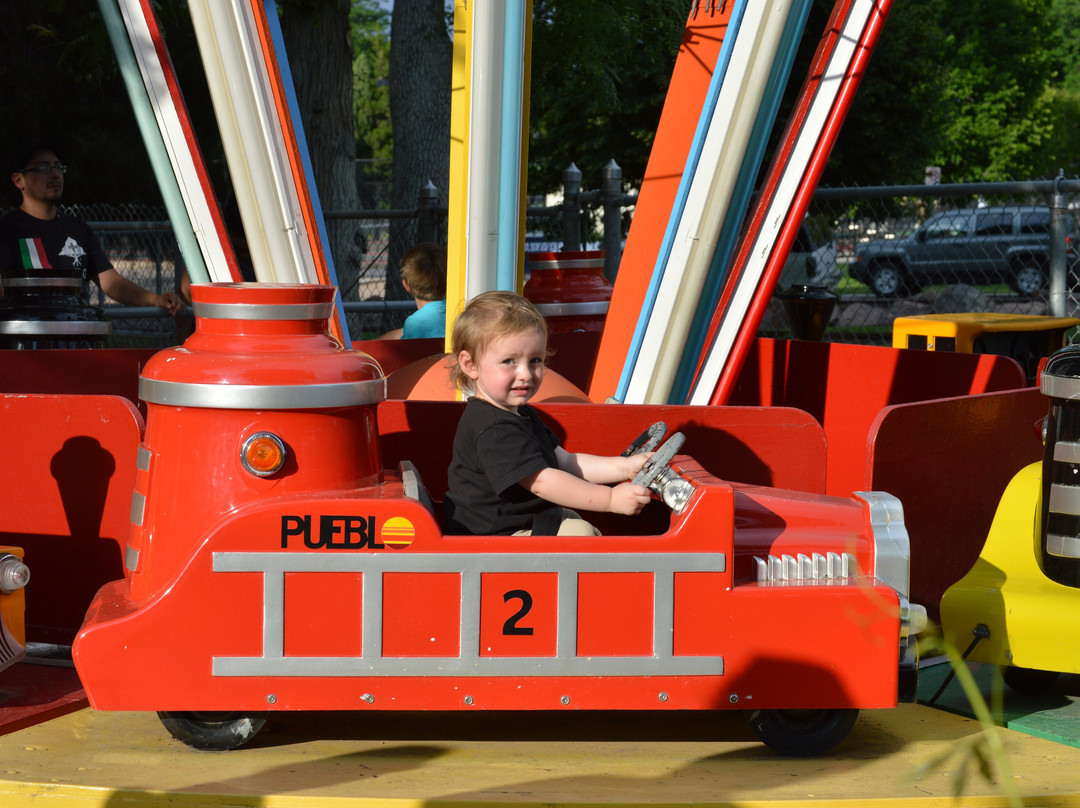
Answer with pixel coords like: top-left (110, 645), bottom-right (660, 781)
top-left (0, 139), bottom-right (184, 315)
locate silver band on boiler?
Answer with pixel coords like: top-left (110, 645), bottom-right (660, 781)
top-left (139, 376), bottom-right (386, 409)
top-left (0, 320), bottom-right (110, 335)
top-left (530, 258), bottom-right (604, 270)
top-left (3, 277), bottom-right (82, 288)
top-left (533, 301), bottom-right (609, 318)
top-left (193, 301), bottom-right (334, 321)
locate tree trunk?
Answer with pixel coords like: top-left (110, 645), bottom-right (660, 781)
top-left (388, 0), bottom-right (452, 304)
top-left (279, 0), bottom-right (365, 302)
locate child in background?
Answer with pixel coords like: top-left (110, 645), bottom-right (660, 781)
top-left (443, 291), bottom-right (651, 535)
top-left (379, 242), bottom-right (446, 339)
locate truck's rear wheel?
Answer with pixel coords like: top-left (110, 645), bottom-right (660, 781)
top-left (868, 263), bottom-right (908, 297)
top-left (1010, 262), bottom-right (1047, 295)
top-left (157, 711), bottom-right (267, 750)
top-left (747, 708), bottom-right (858, 756)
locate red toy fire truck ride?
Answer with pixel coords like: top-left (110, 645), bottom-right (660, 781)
top-left (73, 283), bottom-right (926, 756)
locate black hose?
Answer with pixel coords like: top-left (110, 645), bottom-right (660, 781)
top-left (924, 623), bottom-right (990, 706)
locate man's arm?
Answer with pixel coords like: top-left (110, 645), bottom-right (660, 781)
top-left (95, 268), bottom-right (185, 315)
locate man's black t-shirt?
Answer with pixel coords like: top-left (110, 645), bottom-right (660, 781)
top-left (0, 209), bottom-right (110, 282)
top-left (444, 398), bottom-right (562, 535)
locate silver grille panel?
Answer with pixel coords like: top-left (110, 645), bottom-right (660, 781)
top-left (753, 551), bottom-right (857, 584)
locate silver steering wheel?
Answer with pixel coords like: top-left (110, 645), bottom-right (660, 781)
top-left (630, 431), bottom-right (693, 512)
top-left (622, 422), bottom-right (666, 457)
top-left (632, 431), bottom-right (684, 489)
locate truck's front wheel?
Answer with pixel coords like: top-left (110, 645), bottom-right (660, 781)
top-left (747, 708), bottom-right (858, 756)
top-left (158, 711), bottom-right (267, 750)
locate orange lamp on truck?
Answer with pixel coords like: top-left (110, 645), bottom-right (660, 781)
top-left (74, 283), bottom-right (926, 756)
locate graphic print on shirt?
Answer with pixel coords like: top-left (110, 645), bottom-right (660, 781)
top-left (59, 238), bottom-right (87, 268)
top-left (18, 238), bottom-right (52, 270)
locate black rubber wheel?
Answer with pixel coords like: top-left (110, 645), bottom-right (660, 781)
top-left (747, 708), bottom-right (858, 756)
top-left (1001, 665), bottom-right (1060, 695)
top-left (1009, 262), bottom-right (1047, 296)
top-left (157, 711), bottom-right (267, 750)
top-left (868, 262), bottom-right (908, 297)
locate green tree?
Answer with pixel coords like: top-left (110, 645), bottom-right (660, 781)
top-left (1050, 0), bottom-right (1080, 95)
top-left (0, 1), bottom-right (161, 205)
top-left (352, 0), bottom-right (391, 163)
top-left (934, 0), bottom-right (1057, 181)
top-left (1039, 0), bottom-right (1080, 175)
top-left (823, 0), bottom-right (1069, 184)
top-left (5, 0), bottom-right (1080, 212)
top-left (279, 0), bottom-right (367, 296)
top-left (527, 0), bottom-right (686, 196)
top-left (813, 0), bottom-right (948, 186)
top-left (386, 0), bottom-right (451, 296)
top-left (0, 1), bottom-right (230, 207)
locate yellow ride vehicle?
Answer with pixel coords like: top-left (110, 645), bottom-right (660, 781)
top-left (941, 344), bottom-right (1080, 692)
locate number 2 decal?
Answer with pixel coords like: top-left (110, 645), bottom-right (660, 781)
top-left (502, 589), bottom-right (534, 635)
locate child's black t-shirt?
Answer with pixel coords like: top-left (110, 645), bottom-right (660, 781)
top-left (443, 398), bottom-right (562, 535)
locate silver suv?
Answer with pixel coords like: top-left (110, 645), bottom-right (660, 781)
top-left (850, 206), bottom-right (1078, 297)
top-left (777, 224), bottom-right (840, 290)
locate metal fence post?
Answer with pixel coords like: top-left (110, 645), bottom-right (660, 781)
top-left (601, 159), bottom-right (624, 282)
top-left (1050, 170), bottom-right (1068, 317)
top-left (562, 163), bottom-right (582, 251)
top-left (417, 180), bottom-right (438, 244)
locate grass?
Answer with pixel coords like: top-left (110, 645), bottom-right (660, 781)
top-left (832, 262), bottom-right (1017, 299)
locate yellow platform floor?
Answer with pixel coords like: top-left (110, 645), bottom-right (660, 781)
top-left (1, 703), bottom-right (1079, 807)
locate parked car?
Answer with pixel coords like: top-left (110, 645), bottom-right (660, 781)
top-left (850, 206), bottom-right (1078, 297)
top-left (778, 225), bottom-right (841, 290)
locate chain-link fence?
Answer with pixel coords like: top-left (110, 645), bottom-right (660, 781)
top-left (68, 203), bottom-right (186, 348)
top-left (19, 202), bottom-right (448, 347)
top-left (19, 175), bottom-right (1080, 351)
top-left (324, 202), bottom-right (445, 340)
top-left (522, 172), bottom-right (1080, 348)
top-left (770, 177), bottom-right (1080, 346)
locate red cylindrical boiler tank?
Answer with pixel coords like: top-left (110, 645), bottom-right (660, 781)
top-left (524, 251), bottom-right (612, 333)
top-left (126, 283), bottom-right (385, 601)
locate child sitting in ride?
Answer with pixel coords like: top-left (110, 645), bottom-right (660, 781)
top-left (443, 291), bottom-right (652, 535)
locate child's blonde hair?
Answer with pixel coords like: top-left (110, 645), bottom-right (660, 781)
top-left (399, 242), bottom-right (447, 301)
top-left (449, 291), bottom-right (548, 391)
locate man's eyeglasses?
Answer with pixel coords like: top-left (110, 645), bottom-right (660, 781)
top-left (19, 163), bottom-right (67, 175)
